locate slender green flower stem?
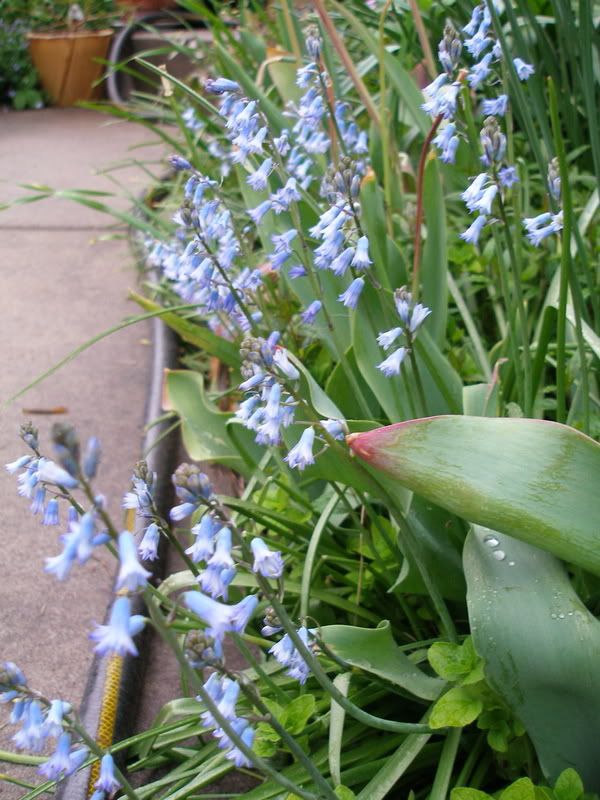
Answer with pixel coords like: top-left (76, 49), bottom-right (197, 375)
top-left (311, 0), bottom-right (381, 127)
top-left (281, 0), bottom-right (302, 65)
top-left (406, 333), bottom-right (430, 417)
top-left (549, 79), bottom-right (590, 431)
top-left (391, 512), bottom-right (458, 644)
top-left (227, 664), bottom-right (339, 800)
top-left (460, 85), bottom-right (481, 167)
top-left (316, 68), bottom-right (348, 160)
top-left (194, 228), bottom-right (258, 336)
top-left (0, 774), bottom-right (38, 791)
top-left (267, 595), bottom-right (431, 734)
top-left (499, 197), bottom-right (533, 417)
top-left (230, 633), bottom-right (289, 705)
top-left (285, 201), bottom-right (373, 419)
top-left (67, 718), bottom-right (141, 800)
top-left (491, 225), bottom-right (525, 409)
top-left (0, 751), bottom-right (45, 766)
top-left (411, 113), bottom-right (443, 300)
top-left (147, 593), bottom-right (320, 800)
top-left (454, 732), bottom-right (485, 787)
top-left (428, 728), bottom-right (462, 800)
top-left (496, 194), bottom-right (533, 415)
top-left (379, 0), bottom-right (396, 236)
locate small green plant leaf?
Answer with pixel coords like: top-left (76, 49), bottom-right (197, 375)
top-left (500, 778), bottom-right (536, 800)
top-left (335, 788), bottom-right (357, 800)
top-left (428, 638), bottom-right (479, 682)
top-left (554, 770), bottom-right (584, 800)
top-left (487, 728), bottom-right (509, 752)
top-left (254, 722), bottom-right (281, 758)
top-left (451, 790), bottom-right (493, 800)
top-left (429, 686), bottom-right (483, 729)
top-left (280, 695), bottom-right (316, 735)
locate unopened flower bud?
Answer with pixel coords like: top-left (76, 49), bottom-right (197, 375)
top-left (184, 630), bottom-right (221, 667)
top-left (51, 422), bottom-right (80, 476)
top-left (305, 25), bottom-right (322, 60)
top-left (20, 422), bottom-right (39, 452)
top-left (439, 22), bottom-right (462, 74)
top-left (548, 157), bottom-right (561, 202)
top-left (261, 606), bottom-right (283, 637)
top-left (480, 116), bottom-right (506, 165)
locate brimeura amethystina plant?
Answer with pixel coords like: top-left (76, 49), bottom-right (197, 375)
top-left (2, 0), bottom-right (599, 798)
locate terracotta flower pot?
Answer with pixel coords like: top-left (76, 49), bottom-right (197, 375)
top-left (27, 29), bottom-right (113, 107)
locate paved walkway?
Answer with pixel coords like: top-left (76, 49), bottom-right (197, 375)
top-left (0, 108), bottom-right (164, 797)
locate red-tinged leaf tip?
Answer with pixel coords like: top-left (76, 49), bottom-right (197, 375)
top-left (346, 430), bottom-right (380, 462)
top-left (347, 417), bottom-right (445, 469)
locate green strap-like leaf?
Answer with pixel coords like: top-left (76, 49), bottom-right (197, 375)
top-left (321, 621), bottom-right (445, 701)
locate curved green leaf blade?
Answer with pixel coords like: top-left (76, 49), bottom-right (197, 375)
top-left (348, 416), bottom-right (600, 575)
top-left (329, 673), bottom-right (351, 787)
top-left (321, 621), bottom-right (444, 701)
top-left (165, 370), bottom-right (248, 474)
top-left (464, 525), bottom-right (600, 790)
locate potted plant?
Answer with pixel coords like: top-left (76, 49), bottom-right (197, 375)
top-left (27, 0), bottom-right (116, 107)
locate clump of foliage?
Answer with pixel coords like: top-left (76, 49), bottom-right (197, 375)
top-left (1, 0), bottom-right (599, 799)
top-left (0, 0), bottom-right (43, 110)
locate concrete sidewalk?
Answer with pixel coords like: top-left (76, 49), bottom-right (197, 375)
top-left (0, 108), bottom-right (164, 797)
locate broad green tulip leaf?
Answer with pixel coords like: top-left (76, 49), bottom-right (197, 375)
top-left (464, 525), bottom-right (600, 790)
top-left (401, 496), bottom-right (466, 601)
top-left (165, 370), bottom-right (248, 474)
top-left (320, 621), bottom-right (445, 700)
top-left (325, 347), bottom-right (383, 420)
top-left (348, 416), bottom-right (600, 575)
